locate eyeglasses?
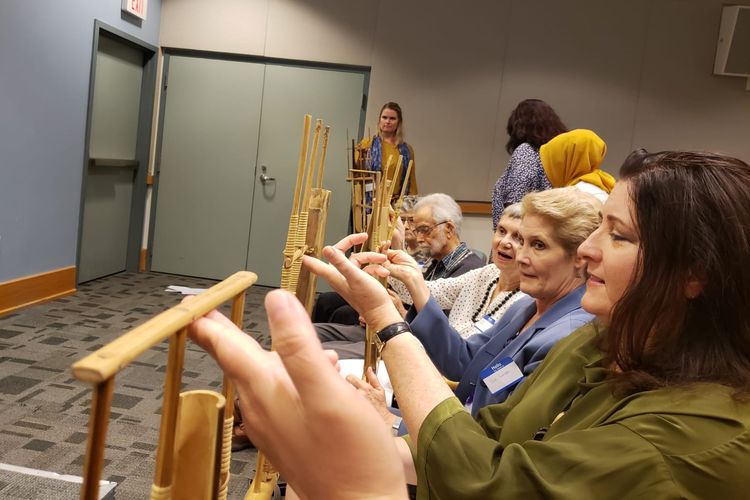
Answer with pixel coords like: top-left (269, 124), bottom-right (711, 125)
top-left (414, 221), bottom-right (448, 236)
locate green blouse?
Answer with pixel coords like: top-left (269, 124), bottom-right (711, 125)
top-left (412, 323), bottom-right (750, 499)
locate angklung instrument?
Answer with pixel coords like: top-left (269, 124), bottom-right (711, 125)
top-left (72, 271), bottom-right (257, 500)
top-left (247, 114), bottom-right (332, 500)
top-left (361, 154), bottom-right (414, 377)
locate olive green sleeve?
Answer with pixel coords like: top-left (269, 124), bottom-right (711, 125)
top-left (415, 404), bottom-right (676, 500)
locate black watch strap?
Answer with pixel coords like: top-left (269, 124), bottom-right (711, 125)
top-left (376, 321), bottom-right (411, 345)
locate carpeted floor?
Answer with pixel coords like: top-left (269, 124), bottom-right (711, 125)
top-left (0, 271), bottom-right (276, 499)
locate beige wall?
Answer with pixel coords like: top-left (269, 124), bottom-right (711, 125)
top-left (160, 0), bottom-right (750, 202)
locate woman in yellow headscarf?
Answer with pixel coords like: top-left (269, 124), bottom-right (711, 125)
top-left (540, 129), bottom-right (616, 201)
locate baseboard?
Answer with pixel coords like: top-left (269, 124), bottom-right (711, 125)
top-left (139, 249), bottom-right (148, 272)
top-left (0, 266), bottom-right (76, 316)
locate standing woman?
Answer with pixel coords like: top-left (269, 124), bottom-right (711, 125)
top-left (491, 99), bottom-right (567, 228)
top-left (357, 102), bottom-right (417, 201)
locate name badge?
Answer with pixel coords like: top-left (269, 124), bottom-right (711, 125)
top-left (473, 315), bottom-right (496, 334)
top-left (480, 357), bottom-right (524, 395)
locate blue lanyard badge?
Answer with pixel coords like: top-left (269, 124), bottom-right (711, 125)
top-left (473, 314), bottom-right (496, 334)
top-left (479, 357), bottom-right (524, 395)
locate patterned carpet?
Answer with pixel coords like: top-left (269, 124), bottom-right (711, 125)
top-left (0, 271), bottom-right (276, 499)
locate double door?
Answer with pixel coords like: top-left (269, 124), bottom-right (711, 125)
top-left (150, 55), bottom-right (367, 285)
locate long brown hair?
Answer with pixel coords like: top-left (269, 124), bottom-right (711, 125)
top-left (506, 99), bottom-right (567, 154)
top-left (602, 151), bottom-right (750, 399)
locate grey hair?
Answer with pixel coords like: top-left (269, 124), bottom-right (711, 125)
top-left (501, 202), bottom-right (523, 221)
top-left (415, 193), bottom-right (463, 237)
top-left (401, 195), bottom-right (420, 213)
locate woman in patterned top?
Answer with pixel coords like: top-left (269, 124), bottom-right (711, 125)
top-left (388, 203), bottom-right (525, 338)
top-left (491, 99), bottom-right (567, 228)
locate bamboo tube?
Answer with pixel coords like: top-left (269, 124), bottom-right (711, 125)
top-left (363, 324), bottom-right (378, 377)
top-left (386, 160), bottom-right (413, 243)
top-left (301, 119), bottom-right (322, 211)
top-left (72, 272), bottom-right (257, 384)
top-left (245, 453), bottom-right (279, 500)
top-left (384, 155), bottom-right (403, 208)
top-left (150, 328), bottom-right (188, 498)
top-left (79, 378), bottom-right (114, 500)
top-left (216, 291), bottom-right (247, 500)
top-left (291, 115), bottom-right (312, 217)
top-left (351, 138), bottom-right (356, 170)
top-left (314, 126), bottom-right (331, 189)
top-left (281, 115), bottom-right (315, 290)
top-left (171, 390), bottom-right (226, 500)
top-left (295, 188), bottom-right (332, 313)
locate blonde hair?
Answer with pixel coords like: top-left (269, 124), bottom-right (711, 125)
top-left (521, 187), bottom-right (601, 254)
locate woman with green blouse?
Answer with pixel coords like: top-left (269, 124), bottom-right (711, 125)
top-left (187, 150), bottom-right (750, 499)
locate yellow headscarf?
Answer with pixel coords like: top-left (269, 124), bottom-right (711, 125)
top-left (540, 129), bottom-right (616, 193)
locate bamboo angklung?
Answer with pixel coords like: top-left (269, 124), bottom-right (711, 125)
top-left (386, 159), bottom-right (414, 243)
top-left (362, 154), bottom-right (405, 376)
top-left (295, 125), bottom-right (332, 314)
top-left (71, 271), bottom-right (258, 500)
top-left (348, 139), bottom-right (377, 234)
top-left (248, 115), bottom-right (333, 499)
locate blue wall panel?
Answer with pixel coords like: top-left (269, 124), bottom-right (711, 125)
top-left (0, 0), bottom-right (161, 281)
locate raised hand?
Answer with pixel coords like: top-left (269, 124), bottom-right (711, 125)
top-left (187, 290), bottom-right (406, 500)
top-left (303, 233), bottom-right (404, 333)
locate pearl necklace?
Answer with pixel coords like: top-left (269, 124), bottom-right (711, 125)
top-left (471, 278), bottom-right (520, 323)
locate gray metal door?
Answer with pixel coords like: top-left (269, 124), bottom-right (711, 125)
top-left (78, 35), bottom-right (143, 283)
top-left (246, 65), bottom-right (365, 286)
top-left (150, 56), bottom-right (265, 279)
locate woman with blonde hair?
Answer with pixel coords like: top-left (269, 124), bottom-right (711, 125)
top-left (356, 101), bottom-right (418, 201)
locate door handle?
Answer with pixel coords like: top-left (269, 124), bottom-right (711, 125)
top-left (259, 165), bottom-right (275, 184)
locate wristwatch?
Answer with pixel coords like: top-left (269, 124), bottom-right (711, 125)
top-left (374, 321), bottom-right (412, 354)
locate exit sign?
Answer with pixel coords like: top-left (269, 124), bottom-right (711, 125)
top-left (122, 0), bottom-right (147, 20)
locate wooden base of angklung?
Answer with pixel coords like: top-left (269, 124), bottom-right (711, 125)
top-left (71, 271), bottom-right (257, 500)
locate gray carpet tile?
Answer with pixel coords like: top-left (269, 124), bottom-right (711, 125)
top-left (0, 271), bottom-right (277, 499)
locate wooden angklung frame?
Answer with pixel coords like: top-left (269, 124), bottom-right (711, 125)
top-left (348, 139), bottom-right (376, 235)
top-left (362, 155), bottom-right (413, 376)
top-left (72, 270), bottom-right (258, 500)
top-left (247, 114), bottom-right (332, 499)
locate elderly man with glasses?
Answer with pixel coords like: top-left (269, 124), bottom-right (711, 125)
top-left (411, 193), bottom-right (484, 281)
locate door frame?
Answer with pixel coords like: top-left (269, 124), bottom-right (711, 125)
top-left (147, 49), bottom-right (370, 273)
top-left (76, 20), bottom-right (158, 283)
